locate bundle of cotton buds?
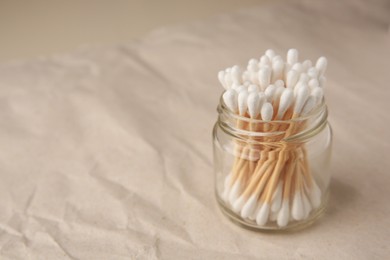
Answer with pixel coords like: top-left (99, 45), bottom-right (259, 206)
top-left (218, 49), bottom-right (327, 228)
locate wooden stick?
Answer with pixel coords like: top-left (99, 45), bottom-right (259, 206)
top-left (230, 146), bottom-right (249, 184)
top-left (262, 149), bottom-right (288, 204)
top-left (247, 150), bottom-right (268, 184)
top-left (283, 154), bottom-right (296, 200)
top-left (243, 153), bottom-right (276, 198)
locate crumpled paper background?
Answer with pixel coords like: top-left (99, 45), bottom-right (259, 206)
top-left (0, 0), bottom-right (389, 259)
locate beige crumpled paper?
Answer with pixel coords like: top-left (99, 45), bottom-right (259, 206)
top-left (0, 0), bottom-right (389, 259)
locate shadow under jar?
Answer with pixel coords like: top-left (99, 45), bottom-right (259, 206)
top-left (213, 97), bottom-right (332, 231)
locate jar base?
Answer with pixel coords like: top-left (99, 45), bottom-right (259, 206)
top-left (216, 192), bottom-right (329, 233)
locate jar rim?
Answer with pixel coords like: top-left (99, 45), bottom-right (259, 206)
top-left (217, 93), bottom-right (329, 141)
top-left (218, 94), bottom-right (327, 124)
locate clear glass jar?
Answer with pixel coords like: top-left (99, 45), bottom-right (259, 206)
top-left (213, 96), bottom-right (332, 231)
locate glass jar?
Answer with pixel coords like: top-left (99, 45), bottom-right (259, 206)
top-left (213, 96), bottom-right (332, 231)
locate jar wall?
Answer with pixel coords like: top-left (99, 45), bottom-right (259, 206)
top-left (213, 119), bottom-right (332, 231)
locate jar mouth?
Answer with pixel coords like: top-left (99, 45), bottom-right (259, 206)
top-left (217, 94), bottom-right (328, 141)
top-left (218, 94), bottom-right (326, 124)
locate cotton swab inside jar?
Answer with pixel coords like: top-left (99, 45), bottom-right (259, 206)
top-left (277, 88), bottom-right (294, 119)
top-left (259, 55), bottom-right (271, 67)
top-left (222, 89), bottom-right (238, 113)
top-left (302, 60), bottom-right (312, 72)
top-left (217, 49), bottom-right (329, 228)
top-left (271, 60), bottom-right (284, 82)
top-left (264, 84), bottom-right (277, 102)
top-left (287, 48), bottom-right (298, 65)
top-left (315, 56), bottom-right (327, 76)
top-left (258, 67), bottom-right (271, 91)
top-left (265, 49), bottom-right (276, 59)
top-left (238, 90), bottom-right (249, 116)
top-left (286, 70), bottom-right (299, 89)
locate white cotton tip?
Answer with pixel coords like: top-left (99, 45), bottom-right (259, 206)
top-left (234, 85), bottom-right (247, 94)
top-left (223, 89), bottom-right (238, 113)
top-left (272, 59), bottom-right (284, 82)
top-left (271, 182), bottom-right (283, 213)
top-left (272, 55), bottom-right (283, 64)
top-left (259, 55), bottom-right (271, 67)
top-left (228, 180), bottom-right (241, 206)
top-left (248, 84), bottom-right (259, 93)
top-left (292, 192), bottom-right (305, 221)
top-left (231, 65), bottom-right (240, 72)
top-left (311, 87), bottom-right (324, 103)
top-left (250, 72), bottom-right (259, 84)
top-left (261, 102), bottom-right (274, 121)
top-left (265, 49), bottom-right (276, 59)
top-left (249, 203), bottom-right (260, 220)
top-left (222, 174), bottom-right (231, 202)
top-left (258, 67), bottom-right (271, 91)
top-left (270, 211), bottom-right (278, 221)
top-left (293, 84), bottom-right (310, 114)
top-left (256, 203), bottom-right (270, 226)
top-left (309, 180), bottom-right (322, 209)
top-left (302, 60), bottom-right (312, 72)
top-left (319, 76), bottom-right (326, 89)
top-left (224, 72), bottom-right (233, 89)
top-left (308, 78), bottom-right (320, 89)
top-left (231, 65), bottom-right (242, 84)
top-left (283, 63), bottom-right (292, 79)
top-left (241, 195), bottom-right (258, 219)
top-left (247, 64), bottom-right (259, 74)
top-left (264, 84), bottom-right (277, 102)
top-left (311, 87), bottom-right (323, 101)
top-left (293, 81), bottom-right (304, 96)
top-left (315, 56), bottom-right (327, 76)
top-left (231, 82), bottom-right (240, 90)
top-left (238, 90), bottom-right (249, 116)
top-left (271, 85), bottom-right (284, 105)
top-left (242, 71), bottom-right (251, 82)
top-left (248, 58), bottom-right (258, 66)
top-left (247, 92), bottom-right (261, 118)
top-left (258, 92), bottom-right (266, 109)
top-left (247, 61), bottom-right (258, 72)
top-left (302, 191), bottom-right (312, 219)
top-left (277, 200), bottom-right (290, 227)
top-left (273, 85), bottom-right (285, 103)
top-left (307, 67), bottom-right (319, 79)
top-left (232, 195), bottom-right (246, 213)
top-left (301, 95), bottom-right (317, 116)
top-left (291, 63), bottom-right (303, 74)
top-left (299, 73), bottom-right (310, 84)
top-left (274, 79), bottom-right (285, 88)
top-left (286, 70), bottom-right (299, 89)
top-left (218, 70), bottom-right (227, 89)
top-left (287, 49), bottom-right (299, 65)
top-left (277, 88), bottom-right (294, 119)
